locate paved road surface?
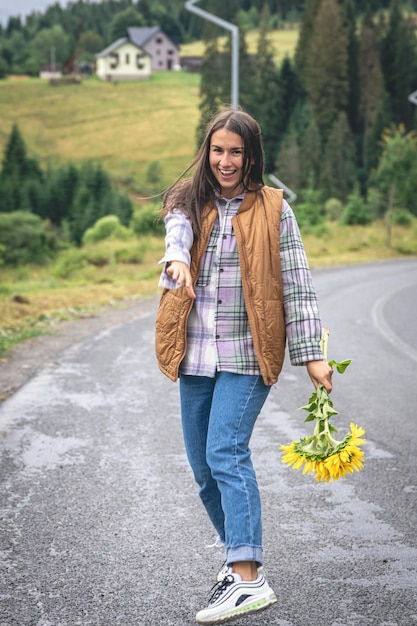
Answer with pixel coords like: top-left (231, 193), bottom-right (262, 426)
top-left (1, 259), bottom-right (417, 626)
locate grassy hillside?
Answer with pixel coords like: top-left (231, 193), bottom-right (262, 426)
top-left (0, 27), bottom-right (299, 192)
top-left (180, 28), bottom-right (299, 65)
top-left (0, 72), bottom-right (201, 192)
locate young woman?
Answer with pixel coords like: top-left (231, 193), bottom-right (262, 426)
top-left (155, 108), bottom-right (333, 625)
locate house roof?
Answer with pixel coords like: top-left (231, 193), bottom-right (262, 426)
top-left (96, 37), bottom-right (127, 58)
top-left (95, 37), bottom-right (150, 58)
top-left (127, 26), bottom-right (178, 50)
top-left (127, 26), bottom-right (160, 47)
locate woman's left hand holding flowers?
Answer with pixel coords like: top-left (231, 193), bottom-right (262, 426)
top-left (281, 329), bottom-right (366, 483)
top-left (306, 359), bottom-right (333, 393)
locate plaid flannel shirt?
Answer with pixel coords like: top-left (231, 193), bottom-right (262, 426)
top-left (159, 191), bottom-right (324, 377)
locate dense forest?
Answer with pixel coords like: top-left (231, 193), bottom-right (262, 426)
top-left (0, 0), bottom-right (417, 266)
top-left (0, 0), bottom-right (415, 75)
top-left (195, 0), bottom-right (417, 231)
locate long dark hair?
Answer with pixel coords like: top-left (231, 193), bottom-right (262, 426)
top-left (163, 107), bottom-right (265, 238)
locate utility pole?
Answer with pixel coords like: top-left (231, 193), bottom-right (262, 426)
top-left (185, 0), bottom-right (239, 110)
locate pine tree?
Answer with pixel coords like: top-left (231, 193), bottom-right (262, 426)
top-left (0, 123), bottom-right (42, 212)
top-left (278, 57), bottom-right (304, 147)
top-left (1, 123), bottom-right (29, 179)
top-left (319, 112), bottom-right (358, 201)
top-left (294, 0), bottom-right (325, 90)
top-left (274, 128), bottom-right (299, 191)
top-left (298, 113), bottom-right (322, 189)
top-left (358, 10), bottom-right (385, 175)
top-left (341, 0), bottom-right (360, 135)
top-left (247, 6), bottom-right (282, 171)
top-left (196, 35), bottom-right (226, 149)
top-left (380, 0), bottom-right (417, 130)
top-left (303, 0), bottom-right (349, 139)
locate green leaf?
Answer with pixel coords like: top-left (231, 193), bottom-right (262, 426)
top-left (328, 359), bottom-right (351, 374)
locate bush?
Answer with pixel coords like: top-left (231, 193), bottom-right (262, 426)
top-left (0, 211), bottom-right (57, 265)
top-left (82, 215), bottom-right (131, 244)
top-left (52, 248), bottom-right (88, 278)
top-left (115, 242), bottom-right (148, 264)
top-left (145, 160), bottom-right (163, 188)
top-left (293, 188), bottom-right (325, 229)
top-left (0, 58), bottom-right (8, 80)
top-left (325, 198), bottom-right (343, 221)
top-left (366, 187), bottom-right (385, 218)
top-left (340, 189), bottom-right (373, 225)
top-left (131, 203), bottom-right (165, 236)
top-left (391, 208), bottom-right (414, 227)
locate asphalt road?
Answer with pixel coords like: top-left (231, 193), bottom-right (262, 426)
top-left (1, 259), bottom-right (417, 626)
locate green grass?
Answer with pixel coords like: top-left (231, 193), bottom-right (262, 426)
top-left (180, 27), bottom-right (299, 65)
top-left (0, 236), bottom-right (165, 358)
top-left (1, 219), bottom-right (416, 359)
top-left (0, 72), bottom-right (201, 190)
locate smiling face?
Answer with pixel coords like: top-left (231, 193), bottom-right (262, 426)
top-left (209, 128), bottom-right (246, 198)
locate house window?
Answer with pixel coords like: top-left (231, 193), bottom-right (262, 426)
top-left (168, 50), bottom-right (174, 55)
top-left (125, 53), bottom-right (130, 64)
top-left (156, 37), bottom-right (163, 44)
top-left (137, 53), bottom-right (146, 70)
top-left (110, 53), bottom-right (119, 69)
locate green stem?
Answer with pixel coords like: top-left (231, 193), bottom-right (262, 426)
top-left (320, 327), bottom-right (330, 362)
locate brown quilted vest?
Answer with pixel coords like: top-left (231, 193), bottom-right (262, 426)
top-left (155, 186), bottom-right (286, 386)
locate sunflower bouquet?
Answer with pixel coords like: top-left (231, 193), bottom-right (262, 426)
top-left (281, 328), bottom-right (366, 482)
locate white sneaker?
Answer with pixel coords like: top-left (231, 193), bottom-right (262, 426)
top-left (196, 572), bottom-right (277, 624)
top-left (217, 561), bottom-right (265, 582)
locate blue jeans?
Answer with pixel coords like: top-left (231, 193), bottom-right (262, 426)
top-left (179, 372), bottom-right (271, 566)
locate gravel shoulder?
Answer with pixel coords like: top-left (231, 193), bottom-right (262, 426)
top-left (0, 296), bottom-right (159, 401)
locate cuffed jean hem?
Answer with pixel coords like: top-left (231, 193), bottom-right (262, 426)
top-left (226, 545), bottom-right (263, 567)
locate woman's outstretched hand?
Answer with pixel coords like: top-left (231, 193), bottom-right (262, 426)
top-left (166, 261), bottom-right (196, 300)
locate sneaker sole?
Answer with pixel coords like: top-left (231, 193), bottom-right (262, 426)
top-left (195, 591), bottom-right (277, 625)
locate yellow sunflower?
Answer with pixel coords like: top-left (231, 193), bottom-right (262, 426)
top-left (280, 330), bottom-right (366, 482)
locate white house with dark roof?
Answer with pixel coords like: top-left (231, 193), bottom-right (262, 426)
top-left (95, 26), bottom-right (180, 81)
top-left (95, 37), bottom-right (151, 81)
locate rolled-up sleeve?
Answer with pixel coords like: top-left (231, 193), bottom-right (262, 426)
top-left (158, 209), bottom-right (194, 289)
top-left (280, 200), bottom-right (324, 365)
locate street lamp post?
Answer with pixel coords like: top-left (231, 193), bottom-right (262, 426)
top-left (185, 0), bottom-right (239, 110)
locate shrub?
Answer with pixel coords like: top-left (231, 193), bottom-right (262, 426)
top-left (391, 208), bottom-right (414, 227)
top-left (131, 203), bottom-right (165, 236)
top-left (325, 198), bottom-right (343, 222)
top-left (293, 188), bottom-right (325, 229)
top-left (145, 160), bottom-right (163, 187)
top-left (115, 243), bottom-right (148, 264)
top-left (0, 211), bottom-right (56, 265)
top-left (82, 215), bottom-right (131, 244)
top-left (0, 58), bottom-right (8, 79)
top-left (52, 248), bottom-right (88, 278)
top-left (341, 189), bottom-right (373, 225)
